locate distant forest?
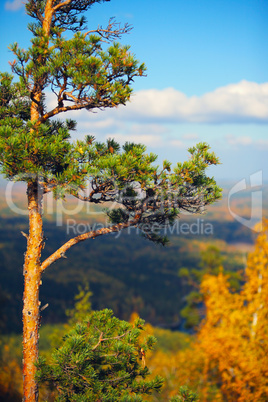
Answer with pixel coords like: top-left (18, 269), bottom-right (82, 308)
top-left (0, 214), bottom-right (254, 334)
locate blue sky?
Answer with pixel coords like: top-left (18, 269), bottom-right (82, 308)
top-left (1, 0), bottom-right (268, 183)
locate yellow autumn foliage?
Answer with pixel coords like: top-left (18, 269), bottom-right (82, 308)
top-left (197, 220), bottom-right (268, 401)
top-left (147, 220), bottom-right (268, 401)
top-left (0, 343), bottom-right (22, 401)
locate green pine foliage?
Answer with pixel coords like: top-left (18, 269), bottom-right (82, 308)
top-left (0, 73), bottom-right (30, 122)
top-left (37, 308), bottom-right (199, 401)
top-left (0, 75), bottom-right (222, 240)
top-left (170, 386), bottom-right (199, 402)
top-left (0, 0), bottom-right (222, 245)
top-left (36, 309), bottom-right (164, 401)
top-left (0, 0), bottom-right (222, 248)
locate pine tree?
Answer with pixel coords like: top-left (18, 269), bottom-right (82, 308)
top-left (36, 310), bottom-right (199, 401)
top-left (36, 309), bottom-right (164, 401)
top-left (0, 1), bottom-right (222, 400)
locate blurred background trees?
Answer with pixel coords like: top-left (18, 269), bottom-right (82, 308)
top-left (1, 220), bottom-right (267, 400)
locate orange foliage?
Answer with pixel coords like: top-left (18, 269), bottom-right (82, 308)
top-left (148, 344), bottom-right (223, 401)
top-left (146, 220), bottom-right (268, 401)
top-left (197, 219), bottom-right (268, 401)
top-left (0, 344), bottom-right (22, 401)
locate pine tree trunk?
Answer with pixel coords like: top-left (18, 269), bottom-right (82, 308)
top-left (22, 181), bottom-right (43, 402)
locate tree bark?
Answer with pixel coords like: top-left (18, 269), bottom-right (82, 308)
top-left (22, 181), bottom-right (44, 402)
top-left (22, 5), bottom-right (54, 398)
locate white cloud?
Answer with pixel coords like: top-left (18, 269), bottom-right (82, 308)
top-left (225, 135), bottom-right (253, 146)
top-left (256, 139), bottom-right (268, 149)
top-left (225, 135), bottom-right (268, 150)
top-left (118, 81), bottom-right (268, 124)
top-left (77, 118), bottom-right (123, 134)
top-left (181, 133), bottom-right (199, 141)
top-left (44, 81), bottom-right (268, 149)
top-left (170, 139), bottom-right (184, 148)
top-left (99, 123), bottom-right (170, 147)
top-left (5, 0), bottom-right (24, 11)
top-left (46, 81), bottom-right (268, 128)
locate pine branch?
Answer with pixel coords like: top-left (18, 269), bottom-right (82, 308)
top-left (39, 97), bottom-right (115, 123)
top-left (40, 218), bottom-right (139, 272)
top-left (53, 0), bottom-right (72, 12)
top-left (84, 18), bottom-right (132, 42)
top-left (92, 329), bottom-right (131, 351)
top-left (91, 331), bottom-right (104, 351)
top-left (99, 372), bottom-right (132, 383)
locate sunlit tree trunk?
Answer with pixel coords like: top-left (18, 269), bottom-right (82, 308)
top-left (22, 0), bottom-right (48, 394)
top-left (22, 182), bottom-right (44, 401)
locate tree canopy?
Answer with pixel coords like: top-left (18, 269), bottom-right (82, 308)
top-left (0, 69), bottom-right (222, 246)
top-left (0, 1), bottom-right (222, 400)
